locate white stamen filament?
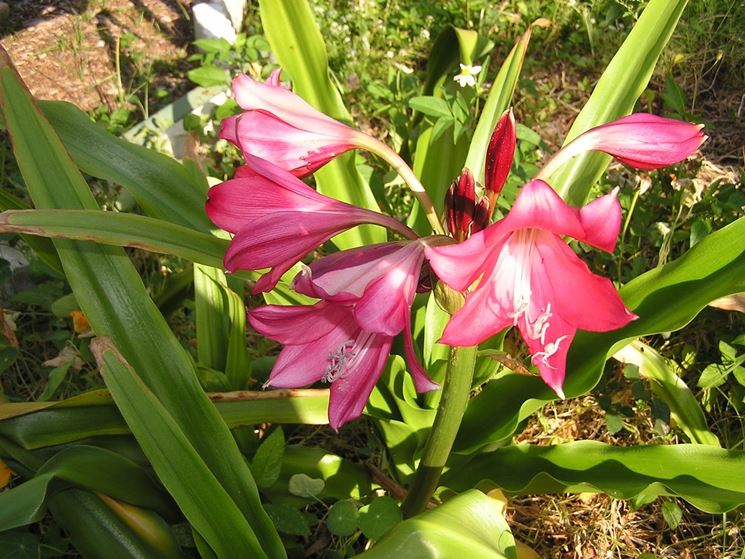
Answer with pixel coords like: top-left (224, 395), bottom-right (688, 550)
top-left (322, 331), bottom-right (376, 384)
top-left (500, 229), bottom-right (560, 365)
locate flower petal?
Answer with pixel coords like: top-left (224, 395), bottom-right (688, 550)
top-left (577, 188), bottom-right (622, 252)
top-left (231, 73), bottom-right (359, 140)
top-left (502, 180), bottom-right (585, 240)
top-left (249, 302), bottom-right (353, 345)
top-left (439, 279), bottom-right (512, 346)
top-left (327, 334), bottom-right (393, 431)
top-left (404, 318), bottom-right (439, 393)
top-left (534, 235), bottom-right (637, 332)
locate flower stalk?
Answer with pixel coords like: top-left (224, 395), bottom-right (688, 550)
top-left (355, 135), bottom-right (445, 235)
top-left (401, 342), bottom-right (477, 518)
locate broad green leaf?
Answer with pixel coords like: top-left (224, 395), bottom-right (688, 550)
top-left (0, 209), bottom-right (228, 268)
top-left (0, 388), bottom-right (329, 450)
top-left (39, 101), bottom-right (212, 232)
top-left (465, 23), bottom-right (540, 182)
top-left (455, 216), bottom-right (745, 453)
top-left (408, 96), bottom-right (451, 119)
top-left (614, 341), bottom-right (720, 446)
top-left (358, 496), bottom-right (402, 541)
top-left (0, 62), bottom-right (283, 558)
top-left (187, 65), bottom-right (230, 87)
top-left (258, 0), bottom-right (383, 249)
top-left (48, 489), bottom-right (184, 559)
top-left (94, 339), bottom-right (266, 558)
top-left (252, 428), bottom-right (285, 489)
top-left (263, 504), bottom-right (310, 537)
top-left (443, 442), bottom-right (745, 514)
top-left (0, 532), bottom-right (38, 559)
top-left (661, 500), bottom-right (683, 529)
top-left (548, 0), bottom-right (689, 205)
top-left (288, 473), bottom-right (325, 498)
top-left (358, 490), bottom-right (515, 559)
top-left (327, 500), bottom-right (358, 536)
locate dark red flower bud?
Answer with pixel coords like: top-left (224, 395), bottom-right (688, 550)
top-left (445, 168), bottom-right (476, 242)
top-left (484, 108), bottom-right (516, 202)
top-left (470, 196), bottom-right (491, 235)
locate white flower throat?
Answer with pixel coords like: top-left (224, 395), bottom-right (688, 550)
top-left (500, 229), bottom-right (566, 369)
top-left (323, 331), bottom-right (375, 384)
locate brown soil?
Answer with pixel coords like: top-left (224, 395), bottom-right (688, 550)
top-left (1, 0), bottom-right (193, 112)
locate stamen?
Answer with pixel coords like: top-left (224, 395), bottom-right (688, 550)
top-left (323, 340), bottom-right (357, 383)
top-left (531, 335), bottom-right (568, 369)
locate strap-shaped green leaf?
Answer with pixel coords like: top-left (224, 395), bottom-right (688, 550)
top-left (548, 0), bottom-right (688, 205)
top-left (0, 209), bottom-right (228, 267)
top-left (49, 489), bottom-right (185, 559)
top-left (0, 53), bottom-right (283, 558)
top-left (0, 445), bottom-right (177, 530)
top-left (615, 341), bottom-right (719, 446)
top-left (0, 389), bottom-right (329, 450)
top-left (357, 490), bottom-right (515, 559)
top-left (40, 100), bottom-right (212, 232)
top-left (443, 442), bottom-right (745, 514)
top-left (465, 24), bottom-right (538, 182)
top-left (455, 215), bottom-right (745, 453)
top-left (94, 339), bottom-right (266, 558)
top-left (258, 0), bottom-right (384, 250)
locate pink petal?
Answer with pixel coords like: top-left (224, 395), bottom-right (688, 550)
top-left (521, 312), bottom-right (574, 399)
top-left (293, 243), bottom-right (406, 300)
top-left (266, 344), bottom-right (331, 388)
top-left (577, 188), bottom-right (622, 252)
top-left (404, 318), bottom-right (439, 393)
top-left (222, 111), bottom-right (356, 178)
top-left (439, 280), bottom-right (512, 346)
top-left (231, 73), bottom-right (360, 140)
top-left (425, 228), bottom-right (505, 292)
top-left (584, 114), bottom-right (706, 169)
top-left (534, 235), bottom-right (637, 332)
top-left (502, 180), bottom-right (585, 240)
top-left (327, 334), bottom-right (393, 431)
top-left (248, 302), bottom-right (353, 345)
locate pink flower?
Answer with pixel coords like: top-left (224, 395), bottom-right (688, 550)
top-left (541, 114), bottom-right (705, 177)
top-left (249, 301), bottom-right (393, 431)
top-left (205, 155), bottom-right (416, 293)
top-left (292, 240), bottom-right (439, 395)
top-left (220, 71), bottom-right (365, 177)
top-left (426, 179), bottom-right (637, 397)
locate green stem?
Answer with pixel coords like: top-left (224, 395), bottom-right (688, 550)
top-left (355, 135), bottom-right (445, 235)
top-left (401, 344), bottom-right (477, 518)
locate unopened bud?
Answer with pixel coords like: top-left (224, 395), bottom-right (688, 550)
top-left (484, 109), bottom-right (516, 202)
top-left (445, 168), bottom-right (476, 242)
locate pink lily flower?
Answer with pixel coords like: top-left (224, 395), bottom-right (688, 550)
top-left (205, 154), bottom-right (417, 293)
top-left (540, 114), bottom-right (706, 177)
top-left (426, 179), bottom-right (637, 397)
top-left (249, 301), bottom-right (394, 431)
top-left (220, 70), bottom-right (366, 178)
top-left (292, 240), bottom-right (440, 394)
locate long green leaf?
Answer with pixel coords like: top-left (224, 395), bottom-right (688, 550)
top-left (49, 489), bottom-right (185, 559)
top-left (615, 341), bottom-right (720, 446)
top-left (40, 100), bottom-right (212, 232)
top-left (0, 53), bottom-right (283, 557)
top-left (194, 264), bottom-right (230, 371)
top-left (548, 0), bottom-right (688, 205)
top-left (0, 209), bottom-right (228, 267)
top-left (0, 445), bottom-right (177, 530)
top-left (0, 389), bottom-right (329, 449)
top-left (258, 0), bottom-right (384, 250)
top-left (444, 442), bottom-right (745, 514)
top-left (455, 216), bottom-right (745, 453)
top-left (358, 490), bottom-right (515, 559)
top-left (465, 23), bottom-right (539, 182)
top-left (94, 338), bottom-right (266, 558)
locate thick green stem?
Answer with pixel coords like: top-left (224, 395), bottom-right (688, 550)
top-left (401, 344), bottom-right (477, 518)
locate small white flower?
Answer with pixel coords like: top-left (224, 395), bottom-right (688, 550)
top-left (420, 29), bottom-right (430, 40)
top-left (453, 64), bottom-right (482, 88)
top-left (385, 50), bottom-right (394, 59)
